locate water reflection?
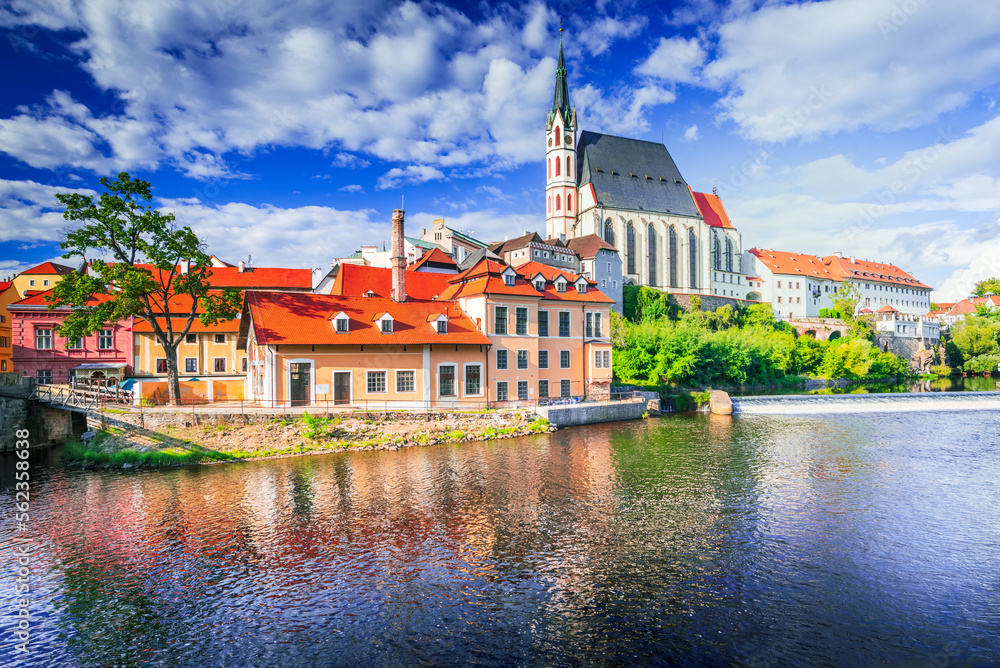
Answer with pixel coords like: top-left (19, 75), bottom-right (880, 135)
top-left (1, 412), bottom-right (999, 666)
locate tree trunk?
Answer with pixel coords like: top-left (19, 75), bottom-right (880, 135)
top-left (164, 343), bottom-right (182, 406)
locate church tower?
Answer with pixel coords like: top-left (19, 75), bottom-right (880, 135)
top-left (545, 28), bottom-right (577, 241)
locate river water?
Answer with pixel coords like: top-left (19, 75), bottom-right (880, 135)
top-left (2, 411), bottom-right (999, 666)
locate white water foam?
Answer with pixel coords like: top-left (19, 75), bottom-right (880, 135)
top-left (732, 391), bottom-right (1000, 415)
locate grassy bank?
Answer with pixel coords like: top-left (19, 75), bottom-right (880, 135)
top-left (63, 412), bottom-right (554, 469)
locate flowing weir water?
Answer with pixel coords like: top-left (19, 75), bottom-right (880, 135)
top-left (732, 390), bottom-right (1000, 414)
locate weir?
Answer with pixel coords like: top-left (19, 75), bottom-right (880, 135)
top-left (732, 391), bottom-right (1000, 415)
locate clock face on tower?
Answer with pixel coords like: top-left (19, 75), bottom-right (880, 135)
top-left (564, 134), bottom-right (572, 145)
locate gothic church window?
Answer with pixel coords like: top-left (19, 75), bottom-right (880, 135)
top-left (604, 219), bottom-right (615, 246)
top-left (567, 193), bottom-right (572, 212)
top-left (556, 159), bottom-right (561, 176)
top-left (648, 224), bottom-right (657, 286)
top-left (713, 234), bottom-right (722, 271)
top-left (689, 228), bottom-right (698, 288)
top-left (566, 156), bottom-right (571, 176)
top-left (626, 222), bottom-right (636, 274)
top-left (668, 226), bottom-right (678, 288)
top-left (725, 238), bottom-right (733, 272)
top-left (555, 127), bottom-right (560, 146)
top-left (555, 195), bottom-right (561, 211)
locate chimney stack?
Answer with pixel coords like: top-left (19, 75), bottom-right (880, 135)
top-left (238, 260), bottom-right (245, 273)
top-left (180, 258), bottom-right (189, 274)
top-left (391, 209), bottom-right (406, 302)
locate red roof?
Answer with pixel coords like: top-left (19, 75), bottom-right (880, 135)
top-left (690, 189), bottom-right (734, 229)
top-left (95, 263), bottom-right (311, 290)
top-left (877, 304), bottom-right (899, 313)
top-left (331, 264), bottom-right (453, 300)
top-left (245, 292), bottom-right (490, 346)
top-left (822, 256), bottom-right (931, 289)
top-left (566, 234), bottom-right (617, 257)
top-left (20, 261), bottom-right (74, 276)
top-left (408, 248), bottom-right (457, 272)
top-left (0, 281), bottom-right (12, 292)
top-left (438, 259), bottom-right (613, 304)
top-left (10, 289), bottom-right (114, 308)
top-left (133, 317), bottom-right (240, 333)
top-left (749, 249), bottom-right (838, 279)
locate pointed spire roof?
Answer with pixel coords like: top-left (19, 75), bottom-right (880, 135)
top-left (549, 25), bottom-right (573, 129)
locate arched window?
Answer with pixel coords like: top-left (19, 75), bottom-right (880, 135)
top-left (547, 159), bottom-right (551, 179)
top-left (626, 222), bottom-right (636, 274)
top-left (555, 159), bottom-right (560, 176)
top-left (555, 127), bottom-right (561, 146)
top-left (604, 218), bottom-right (615, 246)
top-left (713, 233), bottom-right (722, 271)
top-left (689, 228), bottom-right (698, 289)
top-left (566, 156), bottom-right (571, 176)
top-left (725, 237), bottom-right (734, 272)
top-left (668, 226), bottom-right (678, 288)
top-left (647, 223), bottom-right (657, 286)
top-left (567, 193), bottom-right (572, 212)
top-left (555, 195), bottom-right (561, 211)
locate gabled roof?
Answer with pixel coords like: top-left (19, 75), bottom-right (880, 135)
top-left (749, 249), bottom-right (839, 279)
top-left (405, 236), bottom-right (449, 253)
top-left (543, 237), bottom-right (569, 248)
top-left (457, 247), bottom-right (503, 271)
top-left (330, 263), bottom-right (453, 300)
top-left (244, 292), bottom-right (490, 346)
top-left (21, 261), bottom-right (74, 276)
top-left (822, 256), bottom-right (931, 289)
top-left (577, 131), bottom-right (700, 218)
top-left (408, 247), bottom-right (457, 272)
top-left (877, 304), bottom-right (899, 313)
top-left (567, 234), bottom-right (617, 258)
top-left (690, 189), bottom-right (734, 229)
top-left (513, 261), bottom-right (614, 304)
top-left (492, 232), bottom-right (543, 255)
top-left (9, 288), bottom-right (113, 309)
top-left (0, 281), bottom-right (12, 293)
top-left (96, 263), bottom-right (311, 290)
top-left (133, 317), bottom-right (240, 333)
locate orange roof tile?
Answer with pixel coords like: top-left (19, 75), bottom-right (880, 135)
top-left (133, 317), bottom-right (240, 333)
top-left (566, 234), bottom-right (617, 257)
top-left (690, 189), bottom-right (734, 229)
top-left (9, 289), bottom-right (115, 308)
top-left (98, 263), bottom-right (311, 290)
top-left (749, 249), bottom-right (837, 279)
top-left (20, 261), bottom-right (74, 276)
top-left (246, 292), bottom-right (490, 346)
top-left (408, 248), bottom-right (457, 272)
top-left (822, 256), bottom-right (931, 289)
top-left (877, 304), bottom-right (899, 313)
top-left (331, 264), bottom-right (453, 300)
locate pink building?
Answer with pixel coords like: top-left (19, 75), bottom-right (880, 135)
top-left (9, 290), bottom-right (131, 385)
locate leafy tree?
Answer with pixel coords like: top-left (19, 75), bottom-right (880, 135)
top-left (950, 316), bottom-right (1000, 359)
top-left (973, 277), bottom-right (1000, 297)
top-left (832, 281), bottom-right (875, 337)
top-left (50, 173), bottom-right (242, 405)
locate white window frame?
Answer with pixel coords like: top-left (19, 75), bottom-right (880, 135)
top-left (213, 357), bottom-right (227, 373)
top-left (538, 350), bottom-right (549, 369)
top-left (437, 362), bottom-right (458, 398)
top-left (214, 333), bottom-right (226, 344)
top-left (463, 363), bottom-right (483, 397)
top-left (496, 380), bottom-right (509, 402)
top-left (285, 358), bottom-right (316, 405)
top-left (517, 349), bottom-right (529, 370)
top-left (97, 329), bottom-right (113, 350)
top-left (560, 378), bottom-right (572, 398)
top-left (366, 369), bottom-right (389, 394)
top-left (560, 349), bottom-right (571, 369)
top-left (395, 369), bottom-right (416, 394)
top-left (35, 328), bottom-right (52, 350)
top-left (184, 357), bottom-right (198, 373)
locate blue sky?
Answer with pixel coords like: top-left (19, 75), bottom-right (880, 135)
top-left (1, 0), bottom-right (998, 300)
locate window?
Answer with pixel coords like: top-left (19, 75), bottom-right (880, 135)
top-left (35, 329), bottom-right (52, 350)
top-left (367, 370), bottom-right (387, 393)
top-left (66, 336), bottom-right (82, 349)
top-left (594, 313), bottom-right (602, 338)
top-left (515, 307), bottom-right (528, 335)
top-left (689, 228), bottom-right (698, 288)
top-left (156, 358), bottom-right (168, 373)
top-left (713, 234), bottom-right (722, 271)
top-left (725, 237), bottom-right (733, 272)
top-left (504, 273), bottom-right (515, 286)
top-left (668, 226), bottom-right (678, 287)
top-left (560, 350), bottom-right (570, 369)
top-left (586, 313), bottom-right (593, 338)
top-left (559, 312), bottom-right (570, 337)
top-left (626, 222), bottom-right (636, 274)
top-left (605, 345), bottom-right (614, 366)
top-left (556, 280), bottom-right (566, 293)
top-left (534, 279), bottom-right (545, 291)
top-left (496, 348), bottom-right (508, 370)
top-left (28, 279), bottom-right (35, 287)
top-left (604, 218), bottom-right (615, 246)
top-left (595, 350), bottom-right (602, 368)
top-left (36, 369), bottom-right (52, 385)
top-left (214, 358), bottom-right (226, 373)
top-left (517, 350), bottom-right (528, 369)
top-left (241, 358), bottom-right (248, 373)
top-left (464, 365), bottom-right (481, 395)
top-left (496, 381), bottom-right (508, 402)
top-left (184, 358), bottom-right (197, 373)
top-left (560, 379), bottom-right (571, 398)
top-left (336, 317), bottom-right (349, 333)
top-left (538, 310), bottom-right (548, 337)
top-left (98, 329), bottom-right (113, 350)
top-left (0, 360), bottom-right (5, 371)
top-left (778, 281), bottom-right (782, 288)
top-left (436, 319), bottom-right (447, 335)
top-left (566, 156), bottom-right (572, 176)
top-left (539, 380), bottom-right (549, 398)
top-left (517, 381), bottom-right (528, 401)
top-left (576, 282), bottom-right (586, 294)
top-left (648, 223), bottom-right (657, 285)
top-left (778, 296), bottom-right (783, 303)
top-left (396, 370), bottom-right (415, 393)
top-left (43, 279), bottom-right (49, 287)
top-left (554, 126), bottom-right (560, 145)
top-left (538, 350), bottom-right (549, 369)
top-left (438, 365), bottom-right (456, 396)
top-left (567, 193), bottom-right (573, 212)
top-left (494, 306), bottom-right (508, 335)
top-left (211, 333), bottom-right (225, 344)
top-left (186, 333), bottom-right (197, 344)
top-left (555, 159), bottom-right (561, 176)
top-left (381, 318), bottom-right (393, 334)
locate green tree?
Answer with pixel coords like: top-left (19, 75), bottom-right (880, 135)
top-left (832, 281), bottom-right (875, 337)
top-left (950, 316), bottom-right (1000, 359)
top-left (51, 173), bottom-right (242, 405)
top-left (973, 277), bottom-right (1000, 297)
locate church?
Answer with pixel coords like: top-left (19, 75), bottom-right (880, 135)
top-left (545, 36), bottom-right (749, 301)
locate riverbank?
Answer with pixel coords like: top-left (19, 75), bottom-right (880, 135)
top-left (64, 410), bottom-right (556, 469)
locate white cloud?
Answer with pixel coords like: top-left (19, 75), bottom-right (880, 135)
top-left (575, 83), bottom-right (676, 137)
top-left (338, 184), bottom-right (364, 193)
top-left (576, 16), bottom-right (647, 56)
top-left (684, 124), bottom-right (700, 142)
top-left (376, 165), bottom-right (446, 190)
top-left (704, 0), bottom-right (1000, 142)
top-left (635, 36), bottom-right (706, 83)
top-left (0, 178), bottom-right (95, 243)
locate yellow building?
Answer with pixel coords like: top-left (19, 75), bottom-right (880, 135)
top-left (12, 261), bottom-right (75, 299)
top-left (0, 281), bottom-right (16, 371)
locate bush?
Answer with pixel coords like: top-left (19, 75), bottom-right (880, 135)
top-left (929, 364), bottom-right (953, 377)
top-left (963, 354), bottom-right (1000, 374)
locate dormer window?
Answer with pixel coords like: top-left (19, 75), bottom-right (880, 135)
top-left (504, 274), bottom-right (514, 286)
top-left (437, 320), bottom-right (447, 334)
top-left (331, 312), bottom-right (349, 333)
top-left (375, 313), bottom-right (394, 334)
top-left (556, 279), bottom-right (567, 293)
top-left (576, 281), bottom-right (587, 294)
top-left (535, 280), bottom-right (545, 292)
top-left (429, 313), bottom-right (448, 334)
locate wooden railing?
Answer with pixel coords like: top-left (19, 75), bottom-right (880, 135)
top-left (32, 384), bottom-right (133, 409)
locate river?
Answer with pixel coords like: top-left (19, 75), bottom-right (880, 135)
top-left (2, 410), bottom-right (999, 666)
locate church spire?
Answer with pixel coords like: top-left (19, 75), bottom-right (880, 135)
top-left (550, 22), bottom-right (573, 130)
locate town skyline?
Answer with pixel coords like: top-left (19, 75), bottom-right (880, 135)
top-left (1, 0), bottom-right (998, 300)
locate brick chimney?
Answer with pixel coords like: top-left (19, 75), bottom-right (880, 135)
top-left (391, 209), bottom-right (406, 302)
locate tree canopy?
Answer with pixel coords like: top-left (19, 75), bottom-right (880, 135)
top-left (973, 277), bottom-right (1000, 297)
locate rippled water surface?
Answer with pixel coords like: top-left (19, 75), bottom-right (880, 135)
top-left (2, 412), bottom-right (999, 666)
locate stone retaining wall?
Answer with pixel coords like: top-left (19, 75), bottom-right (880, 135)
top-left (536, 400), bottom-right (646, 427)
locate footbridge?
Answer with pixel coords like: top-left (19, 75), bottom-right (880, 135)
top-left (784, 317), bottom-right (851, 341)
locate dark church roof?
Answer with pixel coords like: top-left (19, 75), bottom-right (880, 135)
top-left (576, 131), bottom-right (701, 218)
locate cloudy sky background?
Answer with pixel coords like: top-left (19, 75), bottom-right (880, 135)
top-left (1, 0), bottom-right (998, 299)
